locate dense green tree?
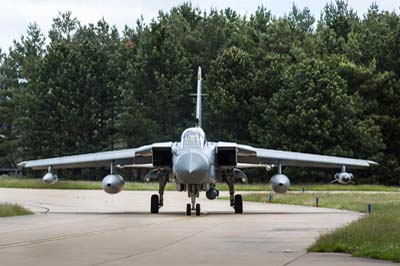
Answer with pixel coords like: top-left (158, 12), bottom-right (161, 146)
top-left (120, 15), bottom-right (193, 144)
top-left (249, 59), bottom-right (383, 180)
top-left (0, 3), bottom-right (399, 183)
top-left (117, 22), bottom-right (160, 147)
top-left (0, 50), bottom-right (14, 168)
top-left (0, 23), bottom-right (45, 167)
top-left (316, 0), bottom-right (359, 55)
top-left (205, 47), bottom-right (255, 142)
top-left (15, 15), bottom-right (125, 158)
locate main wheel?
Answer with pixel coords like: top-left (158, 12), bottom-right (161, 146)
top-left (234, 194), bottom-right (243, 214)
top-left (186, 203), bottom-right (191, 216)
top-left (195, 203), bottom-right (201, 216)
top-left (151, 194), bottom-right (159, 214)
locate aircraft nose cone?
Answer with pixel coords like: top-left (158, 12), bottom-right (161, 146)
top-left (175, 152), bottom-right (208, 183)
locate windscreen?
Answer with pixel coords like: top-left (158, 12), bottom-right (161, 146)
top-left (181, 130), bottom-right (205, 148)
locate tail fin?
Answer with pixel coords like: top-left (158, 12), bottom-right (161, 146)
top-left (195, 66), bottom-right (202, 128)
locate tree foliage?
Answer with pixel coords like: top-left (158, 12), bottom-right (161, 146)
top-left (0, 1), bottom-right (399, 184)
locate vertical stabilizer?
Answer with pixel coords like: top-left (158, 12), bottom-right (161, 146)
top-left (196, 66), bottom-right (202, 128)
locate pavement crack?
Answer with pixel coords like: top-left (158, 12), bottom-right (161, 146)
top-left (281, 252), bottom-right (307, 266)
top-left (90, 220), bottom-right (230, 266)
top-left (90, 231), bottom-right (202, 266)
top-left (0, 227), bottom-right (130, 249)
top-left (0, 215), bottom-right (188, 250)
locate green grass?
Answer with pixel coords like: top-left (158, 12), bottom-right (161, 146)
top-left (1, 177), bottom-right (400, 192)
top-left (290, 184), bottom-right (400, 192)
top-left (0, 177), bottom-right (270, 191)
top-left (241, 192), bottom-right (400, 262)
top-left (0, 177), bottom-right (103, 190)
top-left (0, 203), bottom-right (33, 217)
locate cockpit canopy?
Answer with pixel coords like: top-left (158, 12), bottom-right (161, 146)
top-left (181, 128), bottom-right (206, 148)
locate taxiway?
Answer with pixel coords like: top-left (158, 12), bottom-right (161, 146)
top-left (0, 188), bottom-right (394, 266)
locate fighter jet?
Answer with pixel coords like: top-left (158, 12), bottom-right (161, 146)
top-left (18, 67), bottom-right (377, 216)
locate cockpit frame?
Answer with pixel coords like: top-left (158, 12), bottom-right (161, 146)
top-left (180, 127), bottom-right (206, 148)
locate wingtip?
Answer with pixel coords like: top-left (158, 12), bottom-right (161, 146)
top-left (368, 160), bottom-right (379, 166)
top-left (17, 161), bottom-right (27, 169)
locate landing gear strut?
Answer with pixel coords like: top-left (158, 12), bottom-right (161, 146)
top-left (150, 170), bottom-right (169, 214)
top-left (225, 170), bottom-right (243, 214)
top-left (186, 185), bottom-right (201, 216)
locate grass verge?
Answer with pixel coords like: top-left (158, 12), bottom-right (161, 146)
top-left (241, 192), bottom-right (400, 262)
top-left (0, 203), bottom-right (33, 217)
top-left (0, 177), bottom-right (399, 192)
top-left (0, 177), bottom-right (269, 190)
top-left (290, 184), bottom-right (400, 192)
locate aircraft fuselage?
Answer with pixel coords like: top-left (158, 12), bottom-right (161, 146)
top-left (172, 127), bottom-right (215, 186)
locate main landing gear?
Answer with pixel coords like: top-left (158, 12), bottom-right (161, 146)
top-left (225, 171), bottom-right (243, 214)
top-left (150, 170), bottom-right (168, 214)
top-left (234, 194), bottom-right (243, 214)
top-left (150, 172), bottom-right (242, 215)
top-left (151, 194), bottom-right (159, 213)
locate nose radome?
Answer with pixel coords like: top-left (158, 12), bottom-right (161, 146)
top-left (175, 152), bottom-right (208, 183)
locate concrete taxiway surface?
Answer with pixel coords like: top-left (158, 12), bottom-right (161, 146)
top-left (0, 188), bottom-right (395, 266)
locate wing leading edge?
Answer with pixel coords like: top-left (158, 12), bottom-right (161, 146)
top-left (236, 144), bottom-right (377, 169)
top-left (18, 142), bottom-right (171, 170)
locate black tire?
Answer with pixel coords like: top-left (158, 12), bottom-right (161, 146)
top-left (151, 194), bottom-right (159, 214)
top-left (186, 203), bottom-right (191, 216)
top-left (234, 194), bottom-right (243, 214)
top-left (195, 203), bottom-right (201, 216)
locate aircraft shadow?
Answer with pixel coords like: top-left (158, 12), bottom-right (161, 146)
top-left (45, 210), bottom-right (350, 216)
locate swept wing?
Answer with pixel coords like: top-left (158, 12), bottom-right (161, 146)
top-left (218, 142), bottom-right (377, 169)
top-left (18, 142), bottom-right (172, 170)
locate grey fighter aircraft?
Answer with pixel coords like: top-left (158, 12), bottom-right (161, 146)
top-left (18, 67), bottom-right (377, 216)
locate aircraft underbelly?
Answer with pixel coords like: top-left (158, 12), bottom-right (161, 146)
top-left (175, 173), bottom-right (212, 185)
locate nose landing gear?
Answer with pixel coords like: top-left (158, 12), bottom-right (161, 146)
top-left (196, 203), bottom-right (201, 216)
top-left (186, 202), bottom-right (201, 216)
top-left (186, 185), bottom-right (201, 216)
top-left (186, 203), bottom-right (191, 216)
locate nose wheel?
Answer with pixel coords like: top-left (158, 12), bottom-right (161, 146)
top-left (186, 203), bottom-right (201, 216)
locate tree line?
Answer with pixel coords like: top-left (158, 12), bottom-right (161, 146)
top-left (0, 1), bottom-right (399, 184)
